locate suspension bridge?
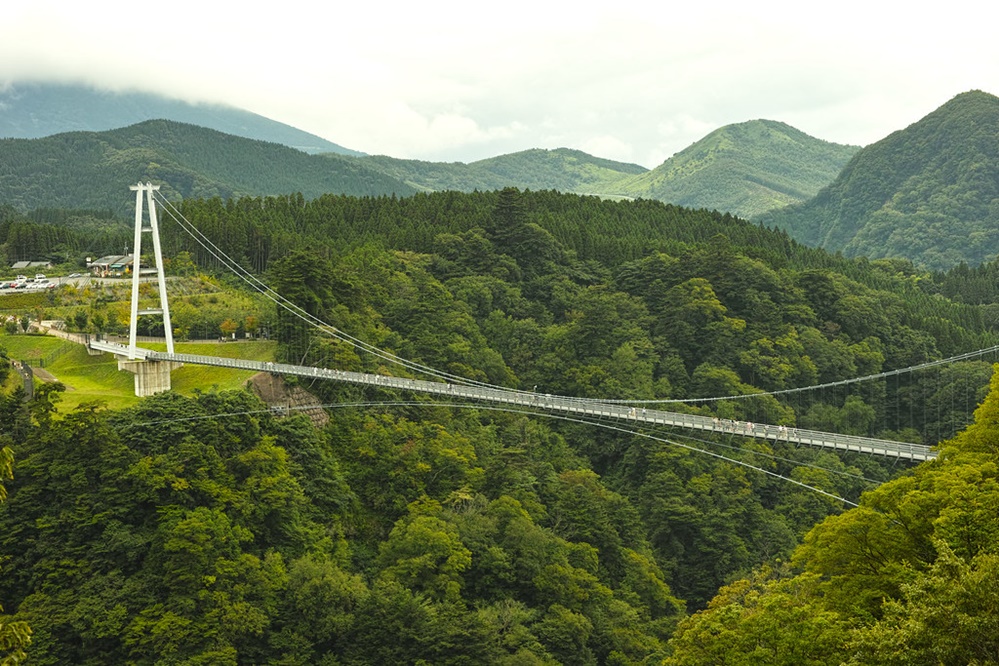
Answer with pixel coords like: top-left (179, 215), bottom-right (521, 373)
top-left (85, 183), bottom-right (963, 463)
top-left (87, 339), bottom-right (938, 461)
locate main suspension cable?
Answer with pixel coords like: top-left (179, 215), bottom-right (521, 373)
top-left (154, 193), bottom-right (541, 397)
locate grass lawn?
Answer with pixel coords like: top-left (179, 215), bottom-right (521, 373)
top-left (1, 332), bottom-right (278, 412)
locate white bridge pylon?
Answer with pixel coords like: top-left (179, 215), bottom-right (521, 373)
top-left (100, 183), bottom-right (182, 396)
top-left (128, 182), bottom-right (174, 358)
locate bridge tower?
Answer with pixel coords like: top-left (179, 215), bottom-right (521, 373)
top-left (116, 182), bottom-right (182, 396)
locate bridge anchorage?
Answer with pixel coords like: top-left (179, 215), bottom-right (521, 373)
top-left (88, 184), bottom-right (937, 462)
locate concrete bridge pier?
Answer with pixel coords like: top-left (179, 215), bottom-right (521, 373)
top-left (118, 358), bottom-right (183, 397)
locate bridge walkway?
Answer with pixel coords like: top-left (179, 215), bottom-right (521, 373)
top-left (88, 340), bottom-right (936, 462)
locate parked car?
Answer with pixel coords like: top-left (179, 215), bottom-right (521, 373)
top-left (35, 273), bottom-right (46, 280)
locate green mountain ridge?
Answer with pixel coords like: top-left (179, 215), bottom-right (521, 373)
top-left (0, 81), bottom-right (862, 221)
top-left (608, 120), bottom-right (860, 219)
top-left (0, 120), bottom-right (415, 214)
top-left (354, 129), bottom-right (858, 220)
top-left (353, 147), bottom-right (648, 194)
top-left (758, 90), bottom-right (999, 271)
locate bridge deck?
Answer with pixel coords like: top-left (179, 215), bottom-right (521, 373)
top-left (88, 341), bottom-right (937, 461)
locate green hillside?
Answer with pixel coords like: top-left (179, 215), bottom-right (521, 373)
top-left (0, 334), bottom-right (277, 412)
top-left (608, 120), bottom-right (859, 219)
top-left (354, 147), bottom-right (647, 194)
top-left (356, 132), bottom-right (854, 219)
top-left (759, 90), bottom-right (999, 271)
top-left (0, 120), bottom-right (414, 215)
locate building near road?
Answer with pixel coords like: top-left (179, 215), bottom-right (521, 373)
top-left (10, 260), bottom-right (52, 272)
top-left (89, 255), bottom-right (134, 277)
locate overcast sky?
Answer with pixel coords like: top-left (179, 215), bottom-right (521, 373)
top-left (3, 1), bottom-right (997, 168)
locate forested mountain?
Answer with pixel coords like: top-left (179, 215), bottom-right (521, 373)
top-left (759, 90), bottom-right (999, 271)
top-left (0, 120), bottom-right (414, 215)
top-left (608, 120), bottom-right (859, 219)
top-left (355, 127), bottom-right (855, 219)
top-left (0, 81), bottom-right (362, 155)
top-left (2, 187), bottom-right (998, 663)
top-left (354, 148), bottom-right (648, 194)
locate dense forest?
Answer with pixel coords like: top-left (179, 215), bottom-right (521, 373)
top-left (0, 205), bottom-right (129, 265)
top-left (664, 370), bottom-right (999, 665)
top-left (2, 187), bottom-right (999, 663)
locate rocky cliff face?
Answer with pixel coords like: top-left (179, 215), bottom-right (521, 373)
top-left (247, 372), bottom-right (329, 428)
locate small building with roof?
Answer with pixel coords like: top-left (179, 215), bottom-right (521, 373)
top-left (10, 260), bottom-right (52, 271)
top-left (89, 255), bottom-right (134, 277)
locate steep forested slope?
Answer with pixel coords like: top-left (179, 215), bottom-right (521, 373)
top-left (609, 120), bottom-right (858, 218)
top-left (759, 90), bottom-right (999, 271)
top-left (665, 368), bottom-right (999, 665)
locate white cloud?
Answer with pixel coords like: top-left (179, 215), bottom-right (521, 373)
top-left (579, 135), bottom-right (635, 165)
top-left (2, 0), bottom-right (999, 167)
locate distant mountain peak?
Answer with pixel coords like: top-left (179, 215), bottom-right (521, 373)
top-left (354, 146), bottom-right (647, 195)
top-left (0, 80), bottom-right (363, 156)
top-left (0, 118), bottom-right (411, 213)
top-left (606, 119), bottom-right (859, 219)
